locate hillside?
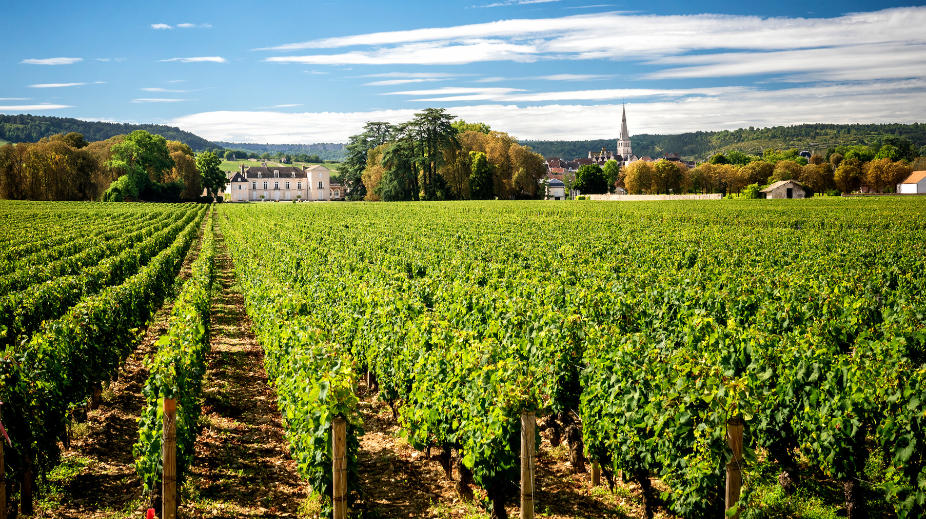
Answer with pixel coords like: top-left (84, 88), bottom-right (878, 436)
top-left (522, 122), bottom-right (926, 161)
top-left (0, 113), bottom-right (215, 151)
top-left (214, 141), bottom-right (346, 161)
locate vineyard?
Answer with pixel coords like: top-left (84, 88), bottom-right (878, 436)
top-left (218, 198), bottom-right (925, 518)
top-left (0, 198), bottom-right (924, 519)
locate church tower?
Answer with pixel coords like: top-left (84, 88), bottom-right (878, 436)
top-left (616, 104), bottom-right (632, 163)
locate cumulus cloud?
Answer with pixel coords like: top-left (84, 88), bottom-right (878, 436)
top-left (21, 57), bottom-right (83, 65)
top-left (160, 57), bottom-right (227, 63)
top-left (151, 23), bottom-right (172, 29)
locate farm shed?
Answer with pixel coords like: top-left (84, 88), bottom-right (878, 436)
top-left (898, 171), bottom-right (926, 194)
top-left (760, 180), bottom-right (808, 199)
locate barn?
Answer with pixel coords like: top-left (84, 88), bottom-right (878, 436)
top-left (760, 180), bottom-right (808, 199)
top-left (898, 171), bottom-right (926, 194)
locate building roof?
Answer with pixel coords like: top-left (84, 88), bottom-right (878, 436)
top-left (547, 178), bottom-right (565, 187)
top-left (760, 180), bottom-right (806, 193)
top-left (229, 172), bottom-right (247, 183)
top-left (243, 166), bottom-right (307, 179)
top-left (901, 170), bottom-right (926, 184)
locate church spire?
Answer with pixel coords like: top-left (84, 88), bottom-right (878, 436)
top-left (620, 104), bottom-right (630, 141)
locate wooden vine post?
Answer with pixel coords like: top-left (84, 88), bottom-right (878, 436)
top-left (725, 416), bottom-right (744, 519)
top-left (591, 461), bottom-right (600, 487)
top-left (332, 415), bottom-right (347, 519)
top-left (163, 398), bottom-right (178, 519)
top-left (0, 409), bottom-right (5, 519)
top-left (521, 411), bottom-right (535, 519)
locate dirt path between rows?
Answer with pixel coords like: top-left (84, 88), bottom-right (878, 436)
top-left (178, 220), bottom-right (306, 518)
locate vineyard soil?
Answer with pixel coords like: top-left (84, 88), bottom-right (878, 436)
top-left (181, 224), bottom-right (307, 517)
top-left (354, 384), bottom-right (658, 518)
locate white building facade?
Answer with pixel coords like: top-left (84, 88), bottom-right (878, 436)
top-left (227, 164), bottom-right (333, 202)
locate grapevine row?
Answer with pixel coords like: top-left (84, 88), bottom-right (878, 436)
top-left (135, 208), bottom-right (216, 497)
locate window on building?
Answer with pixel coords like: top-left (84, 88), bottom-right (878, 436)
top-left (274, 182), bottom-right (279, 190)
top-left (297, 182), bottom-right (302, 189)
top-left (252, 182), bottom-right (256, 189)
top-left (263, 182), bottom-right (268, 189)
top-left (238, 184), bottom-right (242, 190)
top-left (318, 181), bottom-right (323, 189)
top-left (285, 182), bottom-right (290, 189)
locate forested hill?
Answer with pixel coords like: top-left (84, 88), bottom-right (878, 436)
top-left (522, 122), bottom-right (926, 161)
top-left (0, 114), bottom-right (215, 151)
top-left (213, 141), bottom-right (346, 161)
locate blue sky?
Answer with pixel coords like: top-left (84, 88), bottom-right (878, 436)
top-left (2, 0), bottom-right (925, 143)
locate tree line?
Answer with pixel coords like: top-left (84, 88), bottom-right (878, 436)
top-left (0, 114), bottom-right (214, 151)
top-left (617, 146), bottom-right (923, 196)
top-left (341, 110), bottom-right (547, 201)
top-left (214, 148), bottom-right (327, 164)
top-left (0, 130), bottom-right (228, 202)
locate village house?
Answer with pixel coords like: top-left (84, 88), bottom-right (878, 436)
top-left (898, 171), bottom-right (926, 194)
top-left (545, 178), bottom-right (568, 200)
top-left (227, 164), bottom-right (333, 202)
top-left (760, 180), bottom-right (808, 199)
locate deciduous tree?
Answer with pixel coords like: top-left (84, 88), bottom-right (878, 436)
top-left (197, 151), bottom-right (226, 200)
top-left (834, 158), bottom-right (863, 193)
top-left (469, 151), bottom-right (494, 200)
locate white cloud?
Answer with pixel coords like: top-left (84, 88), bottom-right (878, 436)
top-left (132, 98), bottom-right (189, 103)
top-left (21, 57), bottom-right (83, 65)
top-left (151, 23), bottom-right (172, 30)
top-left (647, 43), bottom-right (926, 81)
top-left (141, 87), bottom-right (192, 92)
top-left (168, 79), bottom-right (187, 83)
top-left (266, 41), bottom-right (540, 65)
top-left (361, 72), bottom-right (460, 78)
top-left (303, 70), bottom-right (329, 74)
top-left (168, 79), bottom-right (926, 142)
top-left (0, 98), bottom-right (31, 101)
top-left (0, 103), bottom-right (72, 110)
top-left (29, 82), bottom-right (86, 88)
top-left (544, 74), bottom-right (612, 81)
top-left (254, 7), bottom-right (926, 81)
top-left (477, 0), bottom-right (562, 7)
top-left (177, 23), bottom-right (212, 28)
top-left (160, 57), bottom-right (227, 63)
top-left (364, 78), bottom-right (450, 86)
top-left (386, 85), bottom-right (745, 103)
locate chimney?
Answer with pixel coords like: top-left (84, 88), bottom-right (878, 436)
top-left (240, 164), bottom-right (245, 176)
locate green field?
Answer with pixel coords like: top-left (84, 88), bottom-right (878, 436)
top-left (219, 159), bottom-right (340, 173)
